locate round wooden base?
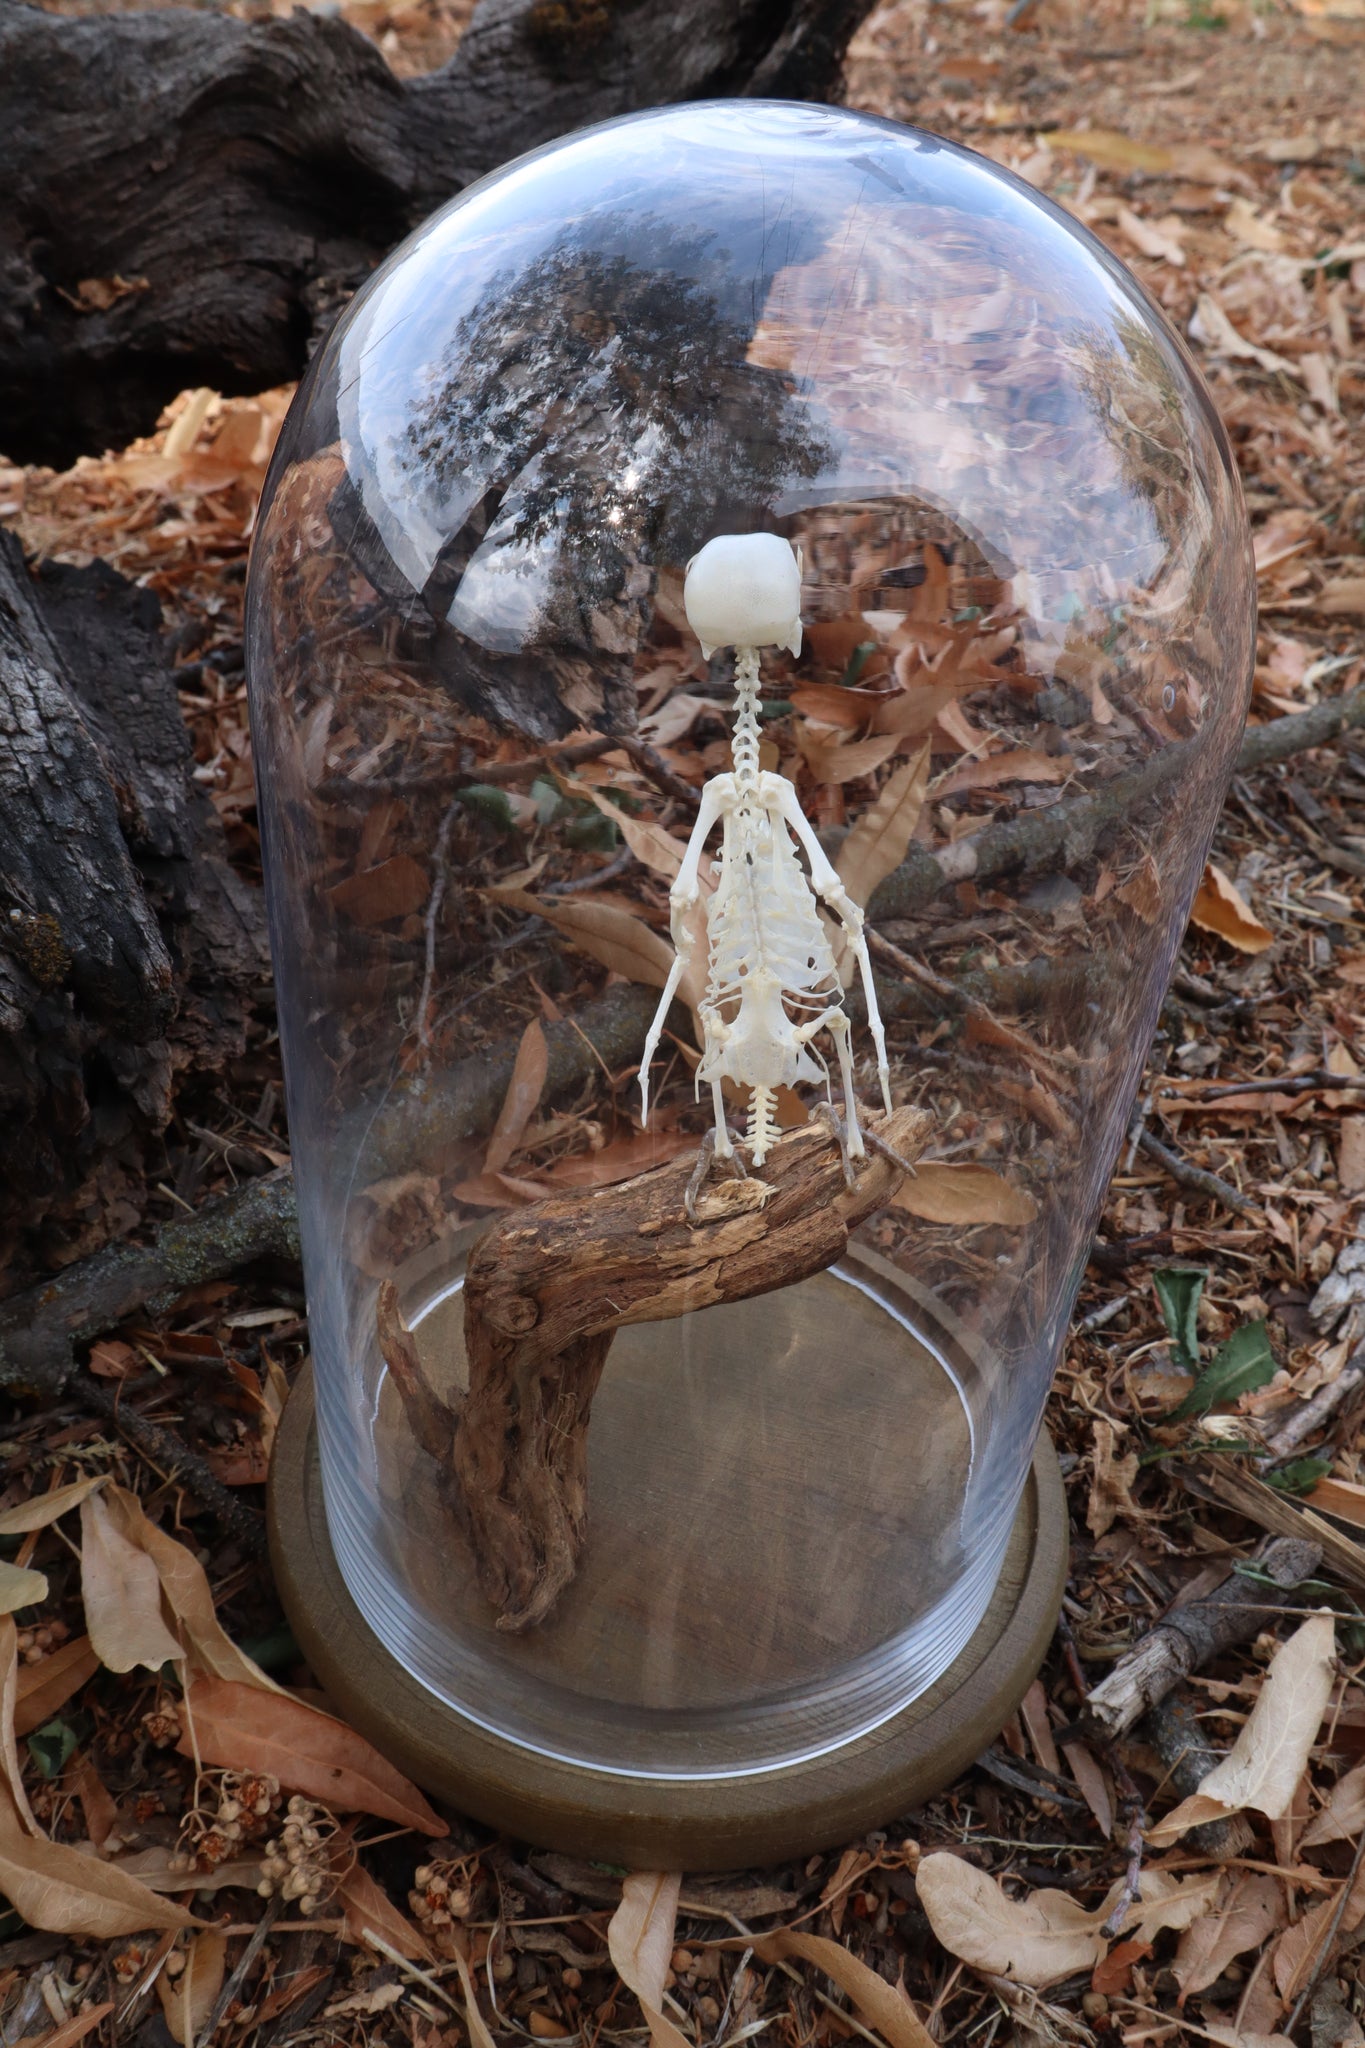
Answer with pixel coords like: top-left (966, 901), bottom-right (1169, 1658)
top-left (268, 1363), bottom-right (1067, 1870)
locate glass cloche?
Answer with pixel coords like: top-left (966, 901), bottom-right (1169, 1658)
top-left (248, 100), bottom-right (1254, 1834)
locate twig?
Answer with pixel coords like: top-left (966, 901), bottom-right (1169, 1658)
top-left (195, 1895), bottom-right (282, 2048)
top-left (866, 927), bottom-right (1074, 1087)
top-left (618, 733), bottom-right (703, 808)
top-left (1283, 1822), bottom-right (1365, 2036)
top-left (543, 845), bottom-right (636, 895)
top-left (416, 797), bottom-right (462, 1053)
top-left (461, 736), bottom-right (616, 787)
top-left (974, 1747), bottom-right (1090, 1815)
top-left (1262, 1343), bottom-right (1365, 1461)
top-left (1134, 1128), bottom-right (1259, 1217)
top-left (77, 1378), bottom-right (267, 1556)
top-left (1102, 1751), bottom-right (1147, 1939)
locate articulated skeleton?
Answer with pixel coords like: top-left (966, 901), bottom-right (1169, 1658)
top-left (640, 532), bottom-right (891, 1168)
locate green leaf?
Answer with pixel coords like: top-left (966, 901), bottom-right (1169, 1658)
top-left (1267, 1457), bottom-right (1333, 1497)
top-left (564, 812), bottom-right (618, 852)
top-left (27, 1717), bottom-right (80, 1780)
top-left (1170, 1318), bottom-right (1275, 1419)
top-left (1153, 1266), bottom-right (1206, 1370)
top-left (461, 784), bottom-right (516, 831)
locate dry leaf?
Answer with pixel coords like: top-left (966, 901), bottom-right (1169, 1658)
top-left (1272, 1859), bottom-right (1365, 2000)
top-left (80, 1492), bottom-right (184, 1675)
top-left (67, 1751), bottom-right (119, 1852)
top-left (494, 887), bottom-right (673, 991)
top-left (750, 1930), bottom-right (936, 2048)
top-left (0, 1560), bottom-right (48, 1614)
top-left (177, 1676), bottom-right (443, 1834)
top-left (1148, 1612), bottom-right (1336, 1842)
top-left (483, 1018), bottom-right (549, 1174)
top-left (1117, 204), bottom-right (1185, 265)
top-left (800, 729), bottom-right (901, 785)
top-left (1304, 1475), bottom-right (1365, 1529)
top-left (933, 753), bottom-right (1072, 798)
top-left (1122, 1868), bottom-right (1223, 1940)
top-left (98, 1486), bottom-right (280, 1692)
top-left (15, 1636), bottom-right (100, 1738)
top-left (541, 1129), bottom-right (696, 1187)
top-left (0, 1618), bottom-right (40, 1835)
top-left (891, 1162), bottom-right (1038, 1226)
top-left (158, 1930), bottom-right (227, 2046)
top-left (0, 1767), bottom-right (192, 1936)
top-left (607, 1872), bottom-right (689, 2048)
top-left (1301, 1758), bottom-right (1365, 1845)
top-left (111, 1847), bottom-right (264, 1895)
top-left (1174, 1874), bottom-right (1285, 2001)
top-left (1189, 863), bottom-right (1274, 954)
top-left (567, 782), bottom-right (691, 882)
top-left (835, 743), bottom-right (931, 911)
top-left (9, 1998), bottom-right (115, 2048)
top-left (1087, 1417), bottom-right (1140, 1539)
top-left (1041, 128), bottom-right (1176, 173)
top-left (640, 692), bottom-right (712, 746)
top-left (1313, 577), bottom-right (1365, 617)
top-left (0, 1477), bottom-right (107, 1536)
top-left (916, 1851), bottom-right (1107, 1988)
top-left (338, 1859), bottom-right (435, 1962)
top-left (1190, 295), bottom-right (1298, 377)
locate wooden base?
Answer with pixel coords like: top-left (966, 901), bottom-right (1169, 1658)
top-left (268, 1363), bottom-right (1067, 1869)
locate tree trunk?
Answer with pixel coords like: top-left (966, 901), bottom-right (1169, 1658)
top-left (0, 533), bottom-right (267, 1276)
top-left (0, 0), bottom-right (877, 469)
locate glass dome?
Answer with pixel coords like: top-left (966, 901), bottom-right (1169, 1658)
top-left (247, 101), bottom-right (1254, 1784)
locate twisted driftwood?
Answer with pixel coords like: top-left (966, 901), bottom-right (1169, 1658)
top-left (378, 1104), bottom-right (933, 1630)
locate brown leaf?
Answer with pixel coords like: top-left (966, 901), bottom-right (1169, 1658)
top-left (176, 1676), bottom-right (443, 1833)
top-left (338, 1860), bottom-right (435, 1962)
top-left (484, 1018), bottom-right (549, 1174)
top-left (750, 1930), bottom-right (937, 2048)
top-left (891, 1162), bottom-right (1038, 1226)
top-left (790, 684), bottom-right (886, 730)
top-left (1189, 863), bottom-right (1274, 954)
top-left (1091, 1936), bottom-right (1151, 1996)
top-left (799, 729), bottom-right (901, 785)
top-left (1122, 1868), bottom-right (1223, 1940)
top-left (87, 1340), bottom-right (138, 1381)
top-left (494, 887), bottom-right (673, 992)
top-left (1313, 577), bottom-right (1365, 617)
top-left (1148, 1613), bottom-right (1337, 1842)
top-left (933, 748), bottom-right (1072, 798)
top-left (1087, 1417), bottom-right (1141, 1539)
top-left (836, 743), bottom-right (931, 912)
top-left (0, 1478), bottom-right (108, 1536)
top-left (328, 855), bottom-right (430, 927)
top-left (1302, 1758), bottom-right (1365, 1844)
top-left (158, 1930), bottom-right (227, 2046)
top-left (1040, 128), bottom-right (1176, 172)
top-left (67, 1751), bottom-right (119, 1852)
top-left (542, 1130), bottom-right (697, 1187)
top-left (14, 1636), bottom-right (100, 1738)
top-left (872, 682), bottom-right (964, 738)
top-left (0, 1618), bottom-right (40, 1835)
top-left (1174, 1874), bottom-right (1285, 2001)
top-left (1272, 1858), bottom-right (1365, 2001)
top-left (566, 782), bottom-right (692, 882)
top-left (916, 1851), bottom-right (1107, 1988)
top-left (80, 1492), bottom-right (183, 1675)
top-left (0, 1769), bottom-right (191, 1936)
top-left (607, 1872), bottom-right (689, 2048)
top-left (98, 1486), bottom-right (280, 1692)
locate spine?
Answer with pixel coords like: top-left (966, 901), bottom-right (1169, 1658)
top-left (748, 1083), bottom-right (778, 1163)
top-left (731, 644), bottom-right (762, 797)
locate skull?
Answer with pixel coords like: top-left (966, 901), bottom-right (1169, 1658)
top-left (683, 533), bottom-right (803, 661)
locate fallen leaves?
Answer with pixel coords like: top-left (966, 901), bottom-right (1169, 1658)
top-left (483, 1018), bottom-right (548, 1174)
top-left (891, 1161), bottom-right (1039, 1226)
top-left (176, 1676), bottom-right (444, 1834)
top-left (835, 742), bottom-right (931, 912)
top-left (915, 1852), bottom-right (1108, 1989)
top-left (158, 1930), bottom-right (228, 2046)
top-left (1148, 1614), bottom-right (1337, 1843)
top-left (79, 1491), bottom-right (184, 1674)
top-left (607, 1872), bottom-right (690, 2048)
top-left (1189, 863), bottom-right (1275, 954)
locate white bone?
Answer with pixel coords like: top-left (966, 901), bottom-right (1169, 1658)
top-left (683, 533), bottom-right (803, 661)
top-left (640, 534), bottom-right (891, 1169)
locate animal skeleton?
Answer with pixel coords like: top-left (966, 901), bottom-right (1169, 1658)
top-left (640, 532), bottom-right (891, 1168)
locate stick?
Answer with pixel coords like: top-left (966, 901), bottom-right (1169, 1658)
top-left (379, 1105), bottom-right (934, 1631)
top-left (78, 1378), bottom-right (268, 1556)
top-left (1082, 1535), bottom-right (1323, 1740)
top-left (1134, 1128), bottom-right (1260, 1218)
top-left (1263, 1344), bottom-right (1365, 1461)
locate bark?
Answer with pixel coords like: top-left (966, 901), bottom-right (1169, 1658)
top-left (0, 533), bottom-right (267, 1272)
top-left (0, 0), bottom-right (877, 469)
top-left (379, 1103), bottom-right (933, 1631)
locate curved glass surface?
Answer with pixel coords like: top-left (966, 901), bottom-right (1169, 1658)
top-left (246, 101), bottom-right (1254, 1777)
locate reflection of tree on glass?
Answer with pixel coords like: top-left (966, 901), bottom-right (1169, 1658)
top-left (352, 229), bottom-right (831, 740)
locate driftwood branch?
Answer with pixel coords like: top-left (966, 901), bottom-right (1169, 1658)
top-left (0, 0), bottom-right (876, 467)
top-left (379, 1104), bottom-right (934, 1631)
top-left (1083, 1534), bottom-right (1322, 1742)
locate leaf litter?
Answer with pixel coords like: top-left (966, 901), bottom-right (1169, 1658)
top-left (2, 0), bottom-right (1365, 2038)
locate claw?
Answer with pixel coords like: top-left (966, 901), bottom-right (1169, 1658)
top-left (684, 1125), bottom-right (749, 1224)
top-left (814, 1101), bottom-right (859, 1191)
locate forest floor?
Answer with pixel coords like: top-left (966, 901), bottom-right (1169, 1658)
top-left (2, 0), bottom-right (1365, 2043)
